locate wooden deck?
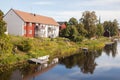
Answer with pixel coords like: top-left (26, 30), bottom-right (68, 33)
top-left (28, 55), bottom-right (59, 65)
top-left (29, 55), bottom-right (49, 64)
top-left (29, 58), bottom-right (49, 64)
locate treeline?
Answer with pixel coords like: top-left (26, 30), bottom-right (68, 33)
top-left (60, 11), bottom-right (119, 42)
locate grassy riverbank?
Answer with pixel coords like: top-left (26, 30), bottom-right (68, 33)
top-left (0, 35), bottom-right (110, 72)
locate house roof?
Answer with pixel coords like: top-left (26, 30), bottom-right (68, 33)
top-left (58, 22), bottom-right (66, 25)
top-left (57, 22), bottom-right (66, 30)
top-left (12, 9), bottom-right (59, 26)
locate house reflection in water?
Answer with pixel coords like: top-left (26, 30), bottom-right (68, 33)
top-left (9, 58), bottom-right (58, 80)
top-left (22, 63), bottom-right (57, 80)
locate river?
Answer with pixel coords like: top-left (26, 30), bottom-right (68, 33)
top-left (0, 41), bottom-right (120, 80)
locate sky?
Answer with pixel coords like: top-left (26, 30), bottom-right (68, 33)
top-left (1, 0), bottom-right (120, 23)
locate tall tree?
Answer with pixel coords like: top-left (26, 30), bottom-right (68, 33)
top-left (112, 19), bottom-right (119, 36)
top-left (76, 23), bottom-right (87, 36)
top-left (103, 19), bottom-right (119, 37)
top-left (0, 10), bottom-right (6, 37)
top-left (96, 24), bottom-right (104, 37)
top-left (80, 11), bottom-right (97, 38)
top-left (69, 17), bottom-right (78, 25)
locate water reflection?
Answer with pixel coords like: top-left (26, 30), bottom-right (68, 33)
top-left (10, 70), bottom-right (23, 80)
top-left (0, 41), bottom-right (118, 80)
top-left (59, 41), bottom-right (117, 74)
top-left (0, 61), bottom-right (57, 80)
top-left (59, 51), bottom-right (99, 74)
top-left (103, 41), bottom-right (117, 57)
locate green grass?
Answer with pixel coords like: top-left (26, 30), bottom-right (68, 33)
top-left (78, 37), bottom-right (110, 51)
top-left (0, 35), bottom-right (110, 72)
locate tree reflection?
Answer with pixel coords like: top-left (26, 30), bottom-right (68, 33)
top-left (59, 50), bottom-right (102, 74)
top-left (103, 41), bottom-right (117, 57)
top-left (80, 52), bottom-right (97, 74)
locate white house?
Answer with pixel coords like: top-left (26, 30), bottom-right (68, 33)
top-left (3, 9), bottom-right (59, 38)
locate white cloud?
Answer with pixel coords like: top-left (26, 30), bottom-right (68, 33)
top-left (32, 1), bottom-right (54, 5)
top-left (96, 10), bottom-right (120, 22)
top-left (44, 10), bottom-right (120, 23)
top-left (79, 0), bottom-right (120, 6)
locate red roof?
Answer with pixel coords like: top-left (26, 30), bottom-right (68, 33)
top-left (13, 9), bottom-right (59, 26)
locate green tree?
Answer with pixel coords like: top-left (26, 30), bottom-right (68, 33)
top-left (76, 23), bottom-right (87, 36)
top-left (103, 19), bottom-right (119, 37)
top-left (69, 25), bottom-right (79, 41)
top-left (112, 19), bottom-right (119, 36)
top-left (0, 10), bottom-right (13, 55)
top-left (80, 11), bottom-right (97, 38)
top-left (69, 17), bottom-right (78, 25)
top-left (96, 24), bottom-right (104, 37)
top-left (60, 17), bottom-right (86, 42)
top-left (0, 10), bottom-right (6, 37)
top-left (59, 22), bottom-right (71, 38)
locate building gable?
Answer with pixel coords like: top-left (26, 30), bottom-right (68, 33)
top-left (3, 9), bottom-right (24, 36)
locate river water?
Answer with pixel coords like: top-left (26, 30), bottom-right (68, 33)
top-left (1, 41), bottom-right (120, 80)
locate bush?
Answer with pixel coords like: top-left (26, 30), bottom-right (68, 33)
top-left (0, 36), bottom-right (13, 55)
top-left (73, 36), bottom-right (84, 42)
top-left (17, 39), bottom-right (31, 52)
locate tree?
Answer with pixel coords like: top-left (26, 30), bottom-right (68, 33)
top-left (96, 24), bottom-right (104, 37)
top-left (69, 25), bottom-right (79, 41)
top-left (103, 19), bottom-right (119, 37)
top-left (112, 19), bottom-right (119, 36)
top-left (76, 23), bottom-right (87, 36)
top-left (69, 17), bottom-right (78, 25)
top-left (80, 11), bottom-right (97, 38)
top-left (0, 10), bottom-right (6, 37)
top-left (59, 22), bottom-right (71, 38)
top-left (0, 10), bottom-right (12, 55)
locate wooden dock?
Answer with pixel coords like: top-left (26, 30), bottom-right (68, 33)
top-left (29, 58), bottom-right (49, 64)
top-left (28, 55), bottom-right (59, 65)
top-left (29, 55), bottom-right (49, 64)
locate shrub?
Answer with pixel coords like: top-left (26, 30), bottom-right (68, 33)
top-left (74, 36), bottom-right (85, 42)
top-left (17, 39), bottom-right (31, 52)
top-left (0, 36), bottom-right (13, 55)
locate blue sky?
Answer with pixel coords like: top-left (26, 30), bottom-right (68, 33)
top-left (1, 0), bottom-right (120, 22)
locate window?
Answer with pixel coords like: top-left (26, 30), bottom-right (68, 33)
top-left (29, 30), bottom-right (32, 34)
top-left (24, 30), bottom-right (26, 34)
top-left (35, 26), bottom-right (38, 31)
top-left (29, 23), bottom-right (32, 26)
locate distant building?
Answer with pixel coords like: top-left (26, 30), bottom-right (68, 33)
top-left (58, 22), bottom-right (67, 30)
top-left (3, 9), bottom-right (59, 38)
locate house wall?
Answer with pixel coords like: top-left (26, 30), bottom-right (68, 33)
top-left (3, 9), bottom-right (24, 36)
top-left (55, 25), bottom-right (59, 37)
top-left (24, 22), bottom-right (35, 37)
top-left (3, 9), bottom-right (59, 38)
top-left (46, 25), bottom-right (59, 38)
top-left (34, 24), bottom-right (59, 38)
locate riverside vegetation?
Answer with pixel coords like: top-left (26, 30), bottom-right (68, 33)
top-left (0, 35), bottom-right (110, 72)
